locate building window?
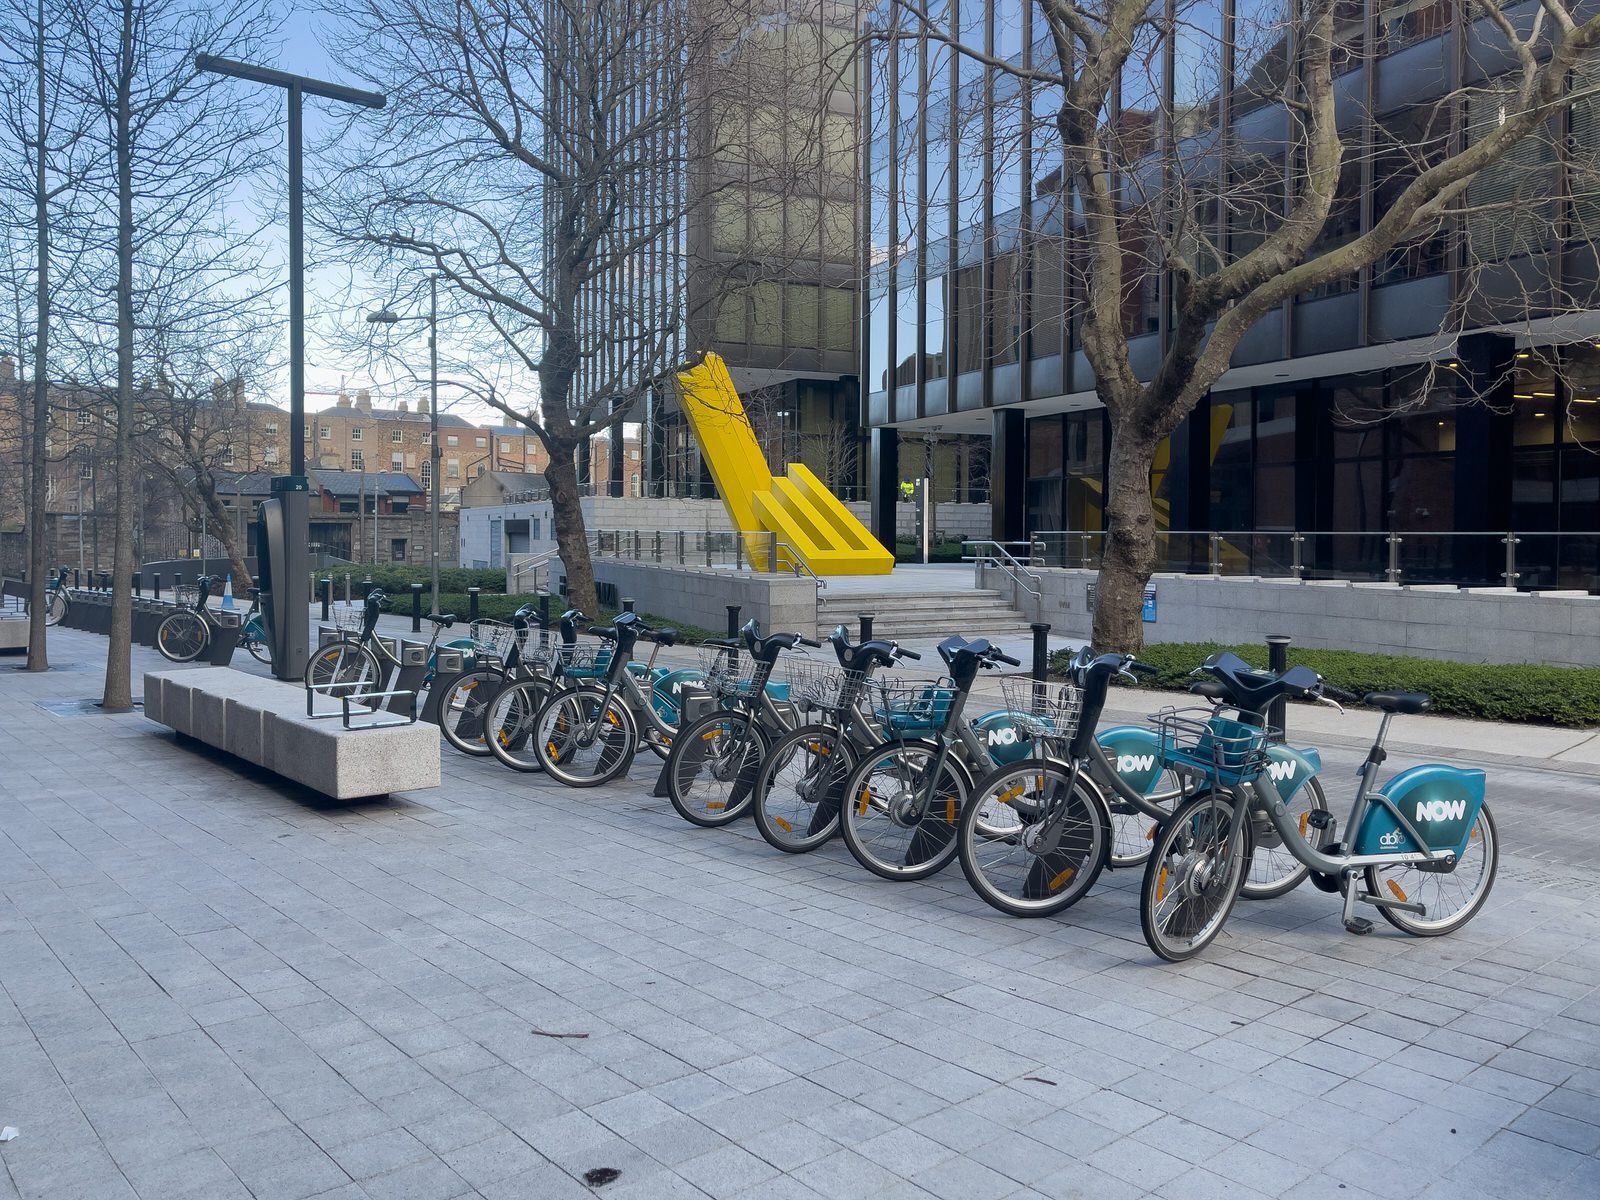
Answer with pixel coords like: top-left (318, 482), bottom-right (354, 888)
top-left (475, 436), bottom-right (487, 448)
top-left (304, 425), bottom-right (312, 440)
top-left (222, 446), bottom-right (235, 466)
top-left (446, 459), bottom-right (459, 479)
top-left (79, 461), bottom-right (93, 478)
top-left (446, 434), bottom-right (458, 447)
top-left (525, 463), bottom-right (537, 473)
top-left (77, 410), bottom-right (92, 427)
top-left (500, 441), bottom-right (511, 454)
top-left (265, 422), bottom-right (278, 436)
top-left (391, 428), bottom-right (403, 443)
top-left (390, 538), bottom-right (407, 561)
top-left (263, 446), bottom-right (278, 464)
top-left (392, 453), bottom-right (403, 471)
top-left (421, 461), bottom-right (432, 488)
top-left (351, 427), bottom-right (363, 441)
top-left (351, 449), bottom-right (365, 470)
top-left (319, 425), bottom-right (331, 439)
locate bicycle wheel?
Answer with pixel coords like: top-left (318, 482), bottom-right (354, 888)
top-left (156, 611), bottom-right (209, 662)
top-left (1106, 766), bottom-right (1188, 869)
top-left (958, 760), bottom-right (1110, 917)
top-left (667, 710), bottom-right (769, 827)
top-left (485, 679), bottom-right (551, 772)
top-left (438, 669), bottom-right (506, 757)
top-left (840, 741), bottom-right (967, 881)
top-left (1367, 801), bottom-right (1498, 937)
top-left (1240, 775), bottom-right (1331, 900)
top-left (304, 642), bottom-right (382, 703)
top-left (752, 724), bottom-right (857, 853)
top-left (533, 685), bottom-right (637, 787)
top-left (243, 634), bottom-right (272, 665)
top-left (45, 589), bottom-right (68, 626)
top-left (1141, 790), bottom-right (1252, 962)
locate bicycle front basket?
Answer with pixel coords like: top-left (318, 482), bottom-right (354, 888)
top-left (331, 604), bottom-right (366, 632)
top-left (469, 619), bottom-right (517, 662)
top-left (997, 677), bottom-right (1082, 741)
top-left (1152, 707), bottom-right (1276, 780)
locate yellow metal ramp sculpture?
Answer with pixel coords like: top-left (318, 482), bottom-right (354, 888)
top-left (676, 353), bottom-right (893, 576)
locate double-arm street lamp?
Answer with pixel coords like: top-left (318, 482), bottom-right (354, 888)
top-left (366, 276), bottom-right (441, 612)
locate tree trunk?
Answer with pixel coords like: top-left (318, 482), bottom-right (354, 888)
top-left (25, 0), bottom-right (49, 671)
top-left (194, 480), bottom-right (253, 590)
top-left (544, 441), bottom-right (598, 615)
top-left (102, 1), bottom-right (134, 712)
top-left (1091, 422), bottom-right (1161, 654)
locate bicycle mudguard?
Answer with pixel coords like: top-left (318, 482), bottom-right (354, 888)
top-left (1096, 726), bottom-right (1165, 795)
top-left (652, 667), bottom-right (704, 720)
top-left (971, 709), bottom-right (1036, 765)
top-left (1261, 744), bottom-right (1320, 803)
top-left (1353, 765), bottom-right (1486, 858)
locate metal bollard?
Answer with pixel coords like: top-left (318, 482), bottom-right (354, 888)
top-left (621, 597), bottom-right (635, 613)
top-left (343, 574), bottom-right (351, 604)
top-left (361, 574), bottom-right (373, 599)
top-left (73, 569), bottom-right (81, 588)
top-left (859, 613), bottom-right (874, 641)
top-left (152, 573), bottom-right (162, 601)
top-left (1031, 622), bottom-right (1051, 712)
top-left (133, 571), bottom-right (141, 597)
top-left (468, 587), bottom-right (480, 623)
top-left (320, 577), bottom-right (332, 620)
top-left (726, 604), bottom-right (740, 669)
top-left (1266, 634), bottom-right (1291, 742)
top-left (411, 583), bottom-right (424, 632)
top-left (538, 591), bottom-right (550, 631)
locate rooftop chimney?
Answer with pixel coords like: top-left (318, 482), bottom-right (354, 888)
top-left (396, 400), bottom-right (408, 413)
top-left (336, 391), bottom-right (352, 407)
top-left (356, 388), bottom-right (372, 412)
top-left (1, 354), bottom-right (15, 381)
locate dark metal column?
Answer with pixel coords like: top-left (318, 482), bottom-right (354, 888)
top-left (869, 426), bottom-right (899, 552)
top-left (990, 408), bottom-right (1026, 544)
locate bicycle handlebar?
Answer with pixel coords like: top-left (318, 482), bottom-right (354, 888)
top-left (993, 651), bottom-right (1021, 667)
top-left (895, 646), bottom-right (921, 661)
top-left (797, 635), bottom-right (822, 649)
top-left (1127, 661), bottom-right (1160, 677)
top-left (1321, 683), bottom-right (1358, 703)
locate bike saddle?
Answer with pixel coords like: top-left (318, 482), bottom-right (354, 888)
top-left (1364, 690), bottom-right (1431, 714)
top-left (651, 628), bottom-right (678, 648)
top-left (427, 613), bottom-right (456, 627)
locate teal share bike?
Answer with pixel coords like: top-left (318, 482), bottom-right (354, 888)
top-left (1140, 670), bottom-right (1499, 961)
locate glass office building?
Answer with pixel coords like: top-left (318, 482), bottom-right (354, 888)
top-left (861, 2), bottom-right (1600, 588)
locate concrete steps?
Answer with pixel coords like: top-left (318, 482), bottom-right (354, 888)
top-left (817, 588), bottom-right (1036, 642)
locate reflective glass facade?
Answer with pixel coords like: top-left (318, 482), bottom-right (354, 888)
top-left (862, 3), bottom-right (1600, 587)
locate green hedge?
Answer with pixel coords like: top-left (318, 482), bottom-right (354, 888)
top-left (1049, 640), bottom-right (1600, 728)
top-left (430, 592), bottom-right (718, 644)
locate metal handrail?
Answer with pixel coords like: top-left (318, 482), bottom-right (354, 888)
top-left (962, 539), bottom-right (1043, 604)
top-left (508, 549), bottom-right (557, 592)
top-left (774, 541), bottom-right (826, 590)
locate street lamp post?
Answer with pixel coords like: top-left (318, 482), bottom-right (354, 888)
top-left (196, 54), bottom-right (385, 679)
top-left (367, 275), bottom-right (441, 612)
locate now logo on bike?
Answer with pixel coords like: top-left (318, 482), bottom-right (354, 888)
top-left (1415, 798), bottom-right (1467, 822)
top-left (1116, 753), bottom-right (1156, 774)
top-left (1266, 759), bottom-right (1297, 783)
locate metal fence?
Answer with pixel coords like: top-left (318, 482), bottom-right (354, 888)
top-left (1029, 529), bottom-right (1600, 592)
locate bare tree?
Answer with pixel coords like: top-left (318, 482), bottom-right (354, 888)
top-left (0, 0), bottom-right (93, 670)
top-left (321, 0), bottom-right (844, 613)
top-left (61, 0), bottom-right (275, 708)
top-left (890, 2), bottom-right (1600, 649)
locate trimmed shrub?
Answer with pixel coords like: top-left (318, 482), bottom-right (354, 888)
top-left (1049, 641), bottom-right (1600, 728)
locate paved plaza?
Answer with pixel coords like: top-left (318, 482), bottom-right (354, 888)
top-left (2, 628), bottom-right (1598, 1200)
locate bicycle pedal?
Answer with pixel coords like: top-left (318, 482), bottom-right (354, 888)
top-left (1343, 917), bottom-right (1375, 935)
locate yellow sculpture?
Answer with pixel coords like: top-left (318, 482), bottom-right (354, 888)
top-left (676, 353), bottom-right (894, 576)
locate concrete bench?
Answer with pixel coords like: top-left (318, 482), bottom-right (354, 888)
top-left (143, 667), bottom-right (441, 800)
top-left (0, 615), bottom-right (25, 652)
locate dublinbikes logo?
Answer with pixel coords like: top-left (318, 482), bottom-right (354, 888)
top-left (1416, 798), bottom-right (1468, 823)
top-left (1378, 828), bottom-right (1407, 848)
top-left (1116, 753), bottom-right (1156, 774)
